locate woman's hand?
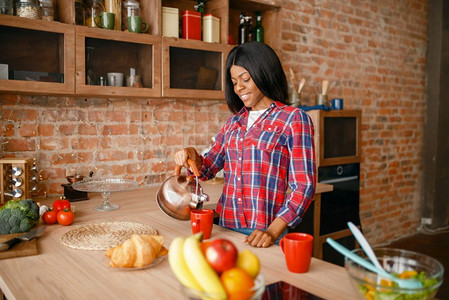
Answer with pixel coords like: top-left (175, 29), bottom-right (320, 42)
top-left (173, 147), bottom-right (202, 172)
top-left (244, 218), bottom-right (288, 248)
top-left (245, 230), bottom-right (275, 248)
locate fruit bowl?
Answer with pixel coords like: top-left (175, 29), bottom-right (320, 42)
top-left (345, 248), bottom-right (444, 300)
top-left (180, 273), bottom-right (265, 300)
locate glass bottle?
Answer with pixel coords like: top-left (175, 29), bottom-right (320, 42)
top-left (195, 0), bottom-right (203, 38)
top-left (122, 0), bottom-right (139, 31)
top-left (86, 0), bottom-right (105, 28)
top-left (0, 0), bottom-right (14, 15)
top-left (15, 0), bottom-right (41, 19)
top-left (238, 11), bottom-right (247, 45)
top-left (85, 46), bottom-right (96, 85)
top-left (254, 11), bottom-right (264, 42)
top-left (39, 0), bottom-right (54, 21)
top-left (75, 0), bottom-right (85, 25)
top-left (245, 16), bottom-right (253, 42)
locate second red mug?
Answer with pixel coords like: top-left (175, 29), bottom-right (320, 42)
top-left (280, 232), bottom-right (314, 273)
top-left (190, 209), bottom-right (214, 240)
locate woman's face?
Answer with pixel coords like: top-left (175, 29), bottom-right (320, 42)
top-left (230, 65), bottom-right (273, 111)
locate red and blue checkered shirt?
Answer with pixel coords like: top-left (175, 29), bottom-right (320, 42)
top-left (199, 101), bottom-right (316, 230)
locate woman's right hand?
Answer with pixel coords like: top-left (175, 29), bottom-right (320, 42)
top-left (173, 147), bottom-right (202, 172)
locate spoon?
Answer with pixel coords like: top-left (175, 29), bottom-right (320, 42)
top-left (347, 222), bottom-right (384, 271)
top-left (326, 237), bottom-right (423, 290)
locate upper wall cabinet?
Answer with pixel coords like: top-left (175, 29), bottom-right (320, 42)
top-left (0, 15), bottom-right (75, 95)
top-left (162, 37), bottom-right (231, 99)
top-left (75, 26), bottom-right (161, 98)
top-left (0, 0), bottom-right (279, 99)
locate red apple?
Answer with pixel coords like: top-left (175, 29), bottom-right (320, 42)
top-left (203, 239), bottom-right (238, 273)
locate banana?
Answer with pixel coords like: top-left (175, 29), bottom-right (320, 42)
top-left (183, 233), bottom-right (227, 299)
top-left (168, 236), bottom-right (202, 291)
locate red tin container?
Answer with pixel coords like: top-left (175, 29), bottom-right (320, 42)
top-left (182, 10), bottom-right (201, 40)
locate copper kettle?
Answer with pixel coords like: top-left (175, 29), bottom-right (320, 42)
top-left (156, 159), bottom-right (209, 220)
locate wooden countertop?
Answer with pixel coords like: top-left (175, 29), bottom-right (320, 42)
top-left (0, 183), bottom-right (358, 300)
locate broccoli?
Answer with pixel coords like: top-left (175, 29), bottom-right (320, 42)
top-left (0, 199), bottom-right (39, 235)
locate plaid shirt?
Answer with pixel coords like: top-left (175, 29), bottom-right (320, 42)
top-left (199, 101), bottom-right (316, 229)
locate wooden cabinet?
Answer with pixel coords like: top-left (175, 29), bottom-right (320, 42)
top-left (306, 110), bottom-right (362, 167)
top-left (0, 14), bottom-right (75, 95)
top-left (0, 0), bottom-right (280, 99)
top-left (75, 26), bottom-right (161, 98)
top-left (162, 37), bottom-right (231, 99)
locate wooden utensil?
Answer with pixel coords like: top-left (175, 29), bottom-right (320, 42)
top-left (298, 78), bottom-right (305, 94)
top-left (322, 80), bottom-right (329, 95)
top-left (289, 68), bottom-right (296, 91)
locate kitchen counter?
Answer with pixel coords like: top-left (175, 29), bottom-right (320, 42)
top-left (0, 183), bottom-right (358, 299)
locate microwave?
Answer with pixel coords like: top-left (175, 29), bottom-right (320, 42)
top-left (306, 109), bottom-right (361, 167)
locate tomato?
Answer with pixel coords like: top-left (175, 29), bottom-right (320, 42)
top-left (57, 208), bottom-right (75, 226)
top-left (203, 239), bottom-right (238, 273)
top-left (43, 209), bottom-right (58, 224)
top-left (53, 198), bottom-right (70, 212)
top-left (61, 199), bottom-right (71, 210)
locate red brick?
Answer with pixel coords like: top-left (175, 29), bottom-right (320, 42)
top-left (78, 123), bottom-right (97, 135)
top-left (59, 124), bottom-right (77, 135)
top-left (5, 138), bottom-right (35, 151)
top-left (102, 124), bottom-right (129, 135)
top-left (38, 125), bottom-right (55, 136)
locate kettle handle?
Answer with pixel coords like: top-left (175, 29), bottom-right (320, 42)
top-left (174, 158), bottom-right (201, 177)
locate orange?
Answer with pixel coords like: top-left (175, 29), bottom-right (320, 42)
top-left (220, 267), bottom-right (255, 300)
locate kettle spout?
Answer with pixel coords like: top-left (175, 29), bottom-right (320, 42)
top-left (190, 187), bottom-right (210, 210)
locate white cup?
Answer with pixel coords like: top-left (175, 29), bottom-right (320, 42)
top-left (107, 72), bottom-right (124, 87)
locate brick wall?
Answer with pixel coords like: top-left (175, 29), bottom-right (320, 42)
top-left (0, 0), bottom-right (429, 245)
top-left (279, 0), bottom-right (429, 244)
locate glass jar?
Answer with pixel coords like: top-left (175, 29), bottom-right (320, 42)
top-left (75, 0), bottom-right (85, 25)
top-left (39, 0), bottom-right (54, 21)
top-left (85, 0), bottom-right (105, 27)
top-left (0, 0), bottom-right (14, 15)
top-left (122, 0), bottom-right (140, 31)
top-left (15, 0), bottom-right (41, 19)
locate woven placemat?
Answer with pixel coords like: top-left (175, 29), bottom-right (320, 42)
top-left (60, 221), bottom-right (158, 251)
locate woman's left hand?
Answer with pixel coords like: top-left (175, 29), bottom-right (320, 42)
top-left (245, 229), bottom-right (275, 248)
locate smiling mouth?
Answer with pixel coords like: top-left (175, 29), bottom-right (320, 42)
top-left (240, 93), bottom-right (250, 101)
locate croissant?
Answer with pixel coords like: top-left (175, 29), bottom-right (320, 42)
top-left (106, 234), bottom-right (167, 268)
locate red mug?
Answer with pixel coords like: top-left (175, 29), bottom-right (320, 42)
top-left (280, 233), bottom-right (314, 273)
top-left (190, 209), bottom-right (214, 240)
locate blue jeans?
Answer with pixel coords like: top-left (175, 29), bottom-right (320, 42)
top-left (225, 227), bottom-right (287, 245)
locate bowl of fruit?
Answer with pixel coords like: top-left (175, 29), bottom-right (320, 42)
top-left (169, 233), bottom-right (265, 300)
top-left (345, 248), bottom-right (444, 300)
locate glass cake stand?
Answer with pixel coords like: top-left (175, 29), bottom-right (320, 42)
top-left (72, 178), bottom-right (138, 212)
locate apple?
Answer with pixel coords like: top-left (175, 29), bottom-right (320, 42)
top-left (203, 239), bottom-right (238, 273)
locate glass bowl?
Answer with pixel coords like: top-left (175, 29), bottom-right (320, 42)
top-left (181, 273), bottom-right (265, 300)
top-left (345, 248), bottom-right (444, 300)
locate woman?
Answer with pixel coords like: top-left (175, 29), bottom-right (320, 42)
top-left (174, 42), bottom-right (316, 247)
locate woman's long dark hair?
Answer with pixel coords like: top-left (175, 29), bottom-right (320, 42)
top-left (225, 42), bottom-right (288, 114)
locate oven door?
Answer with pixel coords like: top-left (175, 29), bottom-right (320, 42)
top-left (319, 163), bottom-right (361, 235)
